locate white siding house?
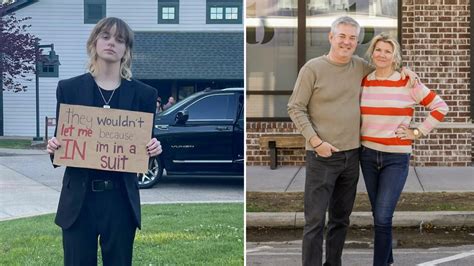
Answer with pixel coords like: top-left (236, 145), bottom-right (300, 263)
top-left (3, 0), bottom-right (243, 136)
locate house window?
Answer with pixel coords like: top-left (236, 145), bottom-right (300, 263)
top-left (84, 0), bottom-right (106, 24)
top-left (158, 0), bottom-right (179, 24)
top-left (225, 7), bottom-right (238, 20)
top-left (163, 7), bottom-right (175, 19)
top-left (207, 0), bottom-right (242, 24)
top-left (210, 7), bottom-right (223, 20)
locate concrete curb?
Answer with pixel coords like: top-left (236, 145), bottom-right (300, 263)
top-left (247, 211), bottom-right (474, 228)
top-left (0, 148), bottom-right (46, 155)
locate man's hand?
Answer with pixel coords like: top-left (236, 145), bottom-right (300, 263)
top-left (314, 142), bottom-right (339, 157)
top-left (146, 138), bottom-right (162, 157)
top-left (46, 137), bottom-right (61, 154)
top-left (400, 67), bottom-right (419, 86)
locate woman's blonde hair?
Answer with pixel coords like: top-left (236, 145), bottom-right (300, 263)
top-left (365, 33), bottom-right (402, 70)
top-left (86, 17), bottom-right (134, 80)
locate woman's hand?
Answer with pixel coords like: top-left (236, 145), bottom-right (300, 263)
top-left (46, 137), bottom-right (61, 154)
top-left (146, 138), bottom-right (162, 157)
top-left (395, 125), bottom-right (416, 140)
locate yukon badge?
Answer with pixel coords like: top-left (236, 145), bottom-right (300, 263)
top-left (171, 145), bottom-right (195, 149)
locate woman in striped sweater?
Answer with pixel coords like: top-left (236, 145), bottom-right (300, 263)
top-left (360, 34), bottom-right (448, 266)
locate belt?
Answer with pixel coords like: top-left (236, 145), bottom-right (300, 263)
top-left (91, 179), bottom-right (119, 192)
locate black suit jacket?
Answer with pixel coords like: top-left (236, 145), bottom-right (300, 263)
top-left (53, 73), bottom-right (157, 230)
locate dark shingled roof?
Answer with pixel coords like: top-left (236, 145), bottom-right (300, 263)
top-left (132, 32), bottom-right (243, 80)
top-left (1, 0), bottom-right (38, 14)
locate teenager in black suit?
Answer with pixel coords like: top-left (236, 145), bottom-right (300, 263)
top-left (46, 17), bottom-right (161, 266)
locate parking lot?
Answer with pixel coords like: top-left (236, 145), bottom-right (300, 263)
top-left (247, 241), bottom-right (474, 266)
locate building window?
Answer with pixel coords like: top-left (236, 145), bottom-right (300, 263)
top-left (225, 7), bottom-right (238, 20)
top-left (158, 0), bottom-right (179, 24)
top-left (207, 0), bottom-right (242, 24)
top-left (210, 7), bottom-right (223, 20)
top-left (246, 0), bottom-right (399, 120)
top-left (305, 0), bottom-right (398, 61)
top-left (84, 0), bottom-right (106, 24)
top-left (163, 7), bottom-right (175, 19)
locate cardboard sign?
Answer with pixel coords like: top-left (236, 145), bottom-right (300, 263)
top-left (53, 104), bottom-right (153, 173)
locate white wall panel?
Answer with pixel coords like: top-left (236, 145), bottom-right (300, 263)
top-left (3, 0), bottom-right (242, 136)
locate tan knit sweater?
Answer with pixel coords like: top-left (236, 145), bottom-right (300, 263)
top-left (288, 55), bottom-right (372, 151)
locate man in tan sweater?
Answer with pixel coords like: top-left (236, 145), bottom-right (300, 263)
top-left (288, 16), bottom-right (372, 266)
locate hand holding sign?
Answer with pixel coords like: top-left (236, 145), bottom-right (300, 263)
top-left (146, 138), bottom-right (162, 157)
top-left (53, 104), bottom-right (154, 173)
top-left (47, 137), bottom-right (61, 154)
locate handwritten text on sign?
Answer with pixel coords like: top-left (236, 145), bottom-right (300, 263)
top-left (53, 104), bottom-right (153, 173)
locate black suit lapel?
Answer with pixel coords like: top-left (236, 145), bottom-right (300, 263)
top-left (79, 73), bottom-right (95, 106)
top-left (118, 79), bottom-right (135, 111)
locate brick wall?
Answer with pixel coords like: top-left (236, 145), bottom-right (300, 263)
top-left (246, 0), bottom-right (472, 167)
top-left (402, 0), bottom-right (472, 166)
top-left (246, 122), bottom-right (304, 166)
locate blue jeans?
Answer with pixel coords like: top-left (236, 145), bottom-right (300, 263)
top-left (359, 146), bottom-right (410, 266)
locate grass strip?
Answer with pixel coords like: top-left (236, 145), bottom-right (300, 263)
top-left (247, 192), bottom-right (474, 212)
top-left (0, 139), bottom-right (33, 149)
top-left (0, 203), bottom-right (243, 265)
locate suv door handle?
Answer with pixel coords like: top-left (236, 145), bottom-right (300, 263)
top-left (155, 125), bottom-right (169, 130)
top-left (216, 126), bottom-right (230, 131)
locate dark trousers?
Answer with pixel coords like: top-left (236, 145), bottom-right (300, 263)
top-left (62, 183), bottom-right (137, 266)
top-left (302, 149), bottom-right (359, 266)
top-left (360, 146), bottom-right (410, 266)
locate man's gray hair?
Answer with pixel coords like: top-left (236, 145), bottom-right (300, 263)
top-left (331, 16), bottom-right (361, 36)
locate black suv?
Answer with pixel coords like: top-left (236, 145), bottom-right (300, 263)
top-left (137, 88), bottom-right (244, 188)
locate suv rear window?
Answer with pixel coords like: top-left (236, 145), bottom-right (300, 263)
top-left (185, 94), bottom-right (235, 121)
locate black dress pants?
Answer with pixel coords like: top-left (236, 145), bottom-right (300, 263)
top-left (62, 183), bottom-right (137, 266)
top-left (302, 149), bottom-right (359, 266)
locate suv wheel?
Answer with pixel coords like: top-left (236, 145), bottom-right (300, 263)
top-left (137, 157), bottom-right (164, 189)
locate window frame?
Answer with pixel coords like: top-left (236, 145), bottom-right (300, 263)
top-left (84, 0), bottom-right (106, 24)
top-left (158, 0), bottom-right (179, 24)
top-left (206, 0), bottom-right (242, 24)
top-left (185, 93), bottom-right (235, 122)
top-left (246, 0), bottom-right (402, 121)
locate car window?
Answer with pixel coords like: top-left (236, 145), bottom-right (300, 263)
top-left (237, 94), bottom-right (243, 121)
top-left (158, 92), bottom-right (201, 116)
top-left (185, 94), bottom-right (234, 121)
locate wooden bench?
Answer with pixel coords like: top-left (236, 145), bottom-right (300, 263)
top-left (259, 134), bottom-right (305, 169)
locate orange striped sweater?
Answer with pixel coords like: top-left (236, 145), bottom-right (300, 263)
top-left (360, 71), bottom-right (449, 153)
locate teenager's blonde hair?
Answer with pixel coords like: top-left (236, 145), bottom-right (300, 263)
top-left (365, 33), bottom-right (402, 70)
top-left (86, 17), bottom-right (134, 80)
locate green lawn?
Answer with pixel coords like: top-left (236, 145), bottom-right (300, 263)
top-left (0, 139), bottom-right (33, 149)
top-left (0, 203), bottom-right (244, 265)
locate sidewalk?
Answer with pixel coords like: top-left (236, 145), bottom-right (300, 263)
top-left (0, 148), bottom-right (244, 222)
top-left (0, 148), bottom-right (61, 221)
top-left (247, 165), bottom-right (474, 227)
